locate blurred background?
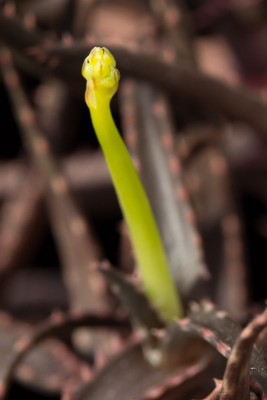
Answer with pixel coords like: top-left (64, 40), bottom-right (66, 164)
top-left (1, 0), bottom-right (267, 397)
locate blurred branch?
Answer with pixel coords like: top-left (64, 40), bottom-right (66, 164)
top-left (1, 10), bottom-right (267, 135)
top-left (0, 152), bottom-right (111, 199)
top-left (0, 172), bottom-right (44, 278)
top-left (0, 311), bottom-right (128, 400)
top-left (0, 46), bottom-right (108, 313)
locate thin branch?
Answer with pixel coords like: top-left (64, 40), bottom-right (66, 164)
top-left (0, 311), bottom-right (129, 400)
top-left (0, 46), bottom-right (108, 313)
top-left (44, 42), bottom-right (267, 136)
top-left (1, 10), bottom-right (267, 135)
top-left (0, 152), bottom-right (111, 199)
top-left (0, 172), bottom-right (44, 277)
top-left (220, 310), bottom-right (267, 399)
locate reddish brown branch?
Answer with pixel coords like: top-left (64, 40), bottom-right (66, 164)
top-left (1, 10), bottom-right (267, 135)
top-left (220, 310), bottom-right (267, 399)
top-left (0, 172), bottom-right (44, 278)
top-left (0, 152), bottom-right (111, 199)
top-left (44, 42), bottom-right (267, 136)
top-left (0, 311), bottom-right (129, 400)
top-left (0, 46), bottom-right (108, 313)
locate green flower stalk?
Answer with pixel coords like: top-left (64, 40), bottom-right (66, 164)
top-left (82, 47), bottom-right (183, 323)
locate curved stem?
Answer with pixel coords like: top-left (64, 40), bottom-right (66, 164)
top-left (89, 95), bottom-right (182, 323)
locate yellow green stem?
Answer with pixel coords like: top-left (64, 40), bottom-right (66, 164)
top-left (82, 47), bottom-right (183, 323)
